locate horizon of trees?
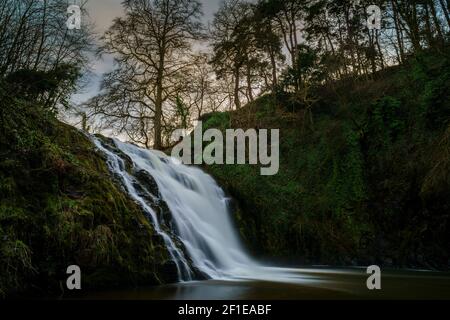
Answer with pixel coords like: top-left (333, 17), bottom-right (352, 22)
top-left (2, 0), bottom-right (444, 150)
top-left (86, 0), bottom-right (450, 149)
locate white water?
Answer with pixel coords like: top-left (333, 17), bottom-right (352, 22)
top-left (93, 137), bottom-right (313, 284)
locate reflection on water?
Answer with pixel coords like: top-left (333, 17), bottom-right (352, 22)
top-left (76, 268), bottom-right (450, 300)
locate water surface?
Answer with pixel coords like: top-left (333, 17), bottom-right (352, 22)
top-left (79, 267), bottom-right (450, 300)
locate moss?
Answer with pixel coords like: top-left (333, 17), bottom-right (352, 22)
top-left (202, 51), bottom-right (450, 269)
top-left (0, 98), bottom-right (171, 296)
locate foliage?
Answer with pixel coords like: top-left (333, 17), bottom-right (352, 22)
top-left (203, 51), bottom-right (450, 269)
top-left (280, 44), bottom-right (320, 91)
top-left (4, 64), bottom-right (81, 111)
top-left (0, 89), bottom-right (172, 296)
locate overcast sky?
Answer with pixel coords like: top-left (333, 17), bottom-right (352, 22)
top-left (72, 0), bottom-right (223, 105)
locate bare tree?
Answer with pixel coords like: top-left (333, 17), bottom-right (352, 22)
top-left (0, 0), bottom-right (92, 113)
top-left (89, 0), bottom-right (203, 149)
top-left (0, 0), bottom-right (92, 76)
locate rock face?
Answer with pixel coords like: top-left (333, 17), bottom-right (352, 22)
top-left (0, 103), bottom-right (176, 296)
top-left (93, 136), bottom-right (205, 281)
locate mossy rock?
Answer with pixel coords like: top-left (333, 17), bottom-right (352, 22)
top-left (0, 99), bottom-right (175, 296)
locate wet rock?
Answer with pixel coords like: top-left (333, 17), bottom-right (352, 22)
top-left (135, 170), bottom-right (159, 196)
top-left (94, 135), bottom-right (133, 172)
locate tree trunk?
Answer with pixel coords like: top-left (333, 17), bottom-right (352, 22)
top-left (154, 50), bottom-right (165, 150)
top-left (375, 30), bottom-right (385, 70)
top-left (438, 0), bottom-right (450, 28)
top-left (368, 30), bottom-right (377, 74)
top-left (34, 0), bottom-right (47, 70)
top-left (391, 0), bottom-right (405, 63)
top-left (269, 49), bottom-right (277, 88)
top-left (234, 67), bottom-right (241, 109)
top-left (423, 4), bottom-right (434, 48)
top-left (246, 64), bottom-right (254, 102)
top-left (410, 3), bottom-right (422, 52)
top-left (428, 1), bottom-right (444, 45)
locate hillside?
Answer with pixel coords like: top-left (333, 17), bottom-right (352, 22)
top-left (202, 50), bottom-right (450, 270)
top-left (0, 91), bottom-right (175, 296)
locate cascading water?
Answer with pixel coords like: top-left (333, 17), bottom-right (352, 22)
top-left (92, 137), bottom-right (194, 280)
top-left (93, 136), bottom-right (308, 284)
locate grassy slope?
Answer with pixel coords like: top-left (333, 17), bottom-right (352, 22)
top-left (0, 96), bottom-right (173, 296)
top-left (202, 51), bottom-right (450, 269)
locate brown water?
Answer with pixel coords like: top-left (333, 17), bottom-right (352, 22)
top-left (79, 268), bottom-right (450, 300)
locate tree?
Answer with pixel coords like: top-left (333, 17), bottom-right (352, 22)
top-left (252, 2), bottom-right (285, 89)
top-left (5, 64), bottom-right (80, 111)
top-left (89, 0), bottom-right (204, 149)
top-left (178, 53), bottom-right (227, 119)
top-left (88, 0), bottom-right (449, 145)
top-left (211, 0), bottom-right (284, 110)
top-left (211, 0), bottom-right (251, 110)
top-left (0, 0), bottom-right (91, 76)
top-left (0, 0), bottom-right (92, 112)
top-left (261, 0), bottom-right (305, 67)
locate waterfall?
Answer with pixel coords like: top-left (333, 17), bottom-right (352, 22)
top-left (93, 136), bottom-right (309, 284)
top-left (93, 136), bottom-right (259, 281)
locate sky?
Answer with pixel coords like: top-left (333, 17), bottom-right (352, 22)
top-left (72, 0), bottom-right (223, 105)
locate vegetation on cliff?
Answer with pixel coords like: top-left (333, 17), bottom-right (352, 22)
top-left (202, 50), bottom-right (450, 270)
top-left (0, 87), bottom-right (172, 296)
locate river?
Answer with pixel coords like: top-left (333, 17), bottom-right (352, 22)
top-left (77, 267), bottom-right (450, 300)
